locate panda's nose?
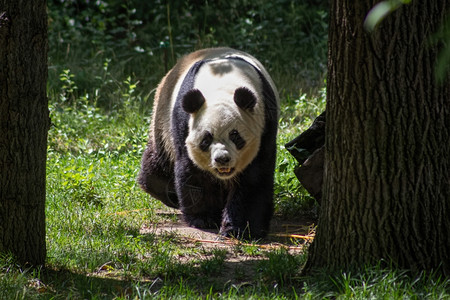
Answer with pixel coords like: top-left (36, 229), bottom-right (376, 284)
top-left (215, 155), bottom-right (230, 165)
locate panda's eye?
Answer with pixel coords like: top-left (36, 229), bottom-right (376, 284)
top-left (200, 132), bottom-right (213, 151)
top-left (229, 129), bottom-right (246, 150)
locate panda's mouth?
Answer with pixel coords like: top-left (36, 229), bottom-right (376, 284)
top-left (216, 167), bottom-right (235, 177)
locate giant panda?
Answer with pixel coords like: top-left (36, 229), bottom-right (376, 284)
top-left (138, 47), bottom-right (279, 239)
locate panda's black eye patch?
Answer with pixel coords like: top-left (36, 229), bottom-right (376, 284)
top-left (200, 132), bottom-right (213, 151)
top-left (229, 129), bottom-right (246, 150)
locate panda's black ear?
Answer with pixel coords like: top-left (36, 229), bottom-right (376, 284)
top-left (182, 89), bottom-right (205, 114)
top-left (234, 87), bottom-right (256, 111)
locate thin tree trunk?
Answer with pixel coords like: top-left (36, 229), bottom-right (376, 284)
top-left (305, 1), bottom-right (450, 274)
top-left (0, 0), bottom-right (48, 265)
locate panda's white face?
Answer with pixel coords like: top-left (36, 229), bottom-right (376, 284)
top-left (181, 59), bottom-right (266, 180)
top-left (185, 102), bottom-right (263, 180)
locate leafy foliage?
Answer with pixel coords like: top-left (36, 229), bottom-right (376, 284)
top-left (364, 0), bottom-right (412, 32)
top-left (48, 0), bottom-right (328, 104)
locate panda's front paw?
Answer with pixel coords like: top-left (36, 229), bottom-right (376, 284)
top-left (184, 214), bottom-right (218, 229)
top-left (188, 217), bottom-right (209, 229)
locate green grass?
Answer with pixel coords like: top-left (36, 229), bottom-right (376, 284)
top-left (2, 252), bottom-right (449, 299)
top-left (2, 81), bottom-right (448, 298)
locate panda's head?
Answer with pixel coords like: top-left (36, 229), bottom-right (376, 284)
top-left (182, 84), bottom-right (265, 180)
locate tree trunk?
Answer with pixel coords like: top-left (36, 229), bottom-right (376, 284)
top-left (305, 1), bottom-right (450, 274)
top-left (0, 1), bottom-right (48, 265)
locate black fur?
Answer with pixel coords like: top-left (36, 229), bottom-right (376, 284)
top-left (138, 139), bottom-right (178, 208)
top-left (200, 132), bottom-right (213, 151)
top-left (182, 89), bottom-right (205, 113)
top-left (234, 87), bottom-right (257, 110)
top-left (229, 129), bottom-right (246, 150)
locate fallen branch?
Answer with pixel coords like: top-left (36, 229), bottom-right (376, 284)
top-left (269, 233), bottom-right (315, 240)
top-left (184, 237), bottom-right (305, 251)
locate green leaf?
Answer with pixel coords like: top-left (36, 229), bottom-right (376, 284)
top-left (364, 0), bottom-right (411, 32)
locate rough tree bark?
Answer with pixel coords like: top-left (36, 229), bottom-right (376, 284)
top-left (305, 1), bottom-right (450, 274)
top-left (0, 0), bottom-right (48, 265)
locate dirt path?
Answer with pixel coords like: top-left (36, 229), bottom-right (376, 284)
top-left (141, 209), bottom-right (316, 256)
top-left (143, 209), bottom-right (314, 239)
top-left (139, 210), bottom-right (315, 285)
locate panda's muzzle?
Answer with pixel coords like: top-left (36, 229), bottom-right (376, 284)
top-left (214, 156), bottom-right (235, 177)
top-left (212, 147), bottom-right (235, 177)
top-left (216, 167), bottom-right (235, 177)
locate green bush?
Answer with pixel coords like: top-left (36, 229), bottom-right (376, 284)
top-left (48, 0), bottom-right (328, 105)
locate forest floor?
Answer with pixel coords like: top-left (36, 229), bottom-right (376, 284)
top-left (138, 209), bottom-right (316, 286)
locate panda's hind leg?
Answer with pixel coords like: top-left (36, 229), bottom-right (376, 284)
top-left (138, 142), bottom-right (179, 208)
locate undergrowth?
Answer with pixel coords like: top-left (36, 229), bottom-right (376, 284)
top-left (47, 0), bottom-right (328, 105)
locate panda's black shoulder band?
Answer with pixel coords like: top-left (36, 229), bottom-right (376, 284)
top-left (172, 60), bottom-right (207, 154)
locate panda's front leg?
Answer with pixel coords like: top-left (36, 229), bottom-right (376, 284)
top-left (174, 157), bottom-right (224, 229)
top-left (219, 173), bottom-right (274, 239)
